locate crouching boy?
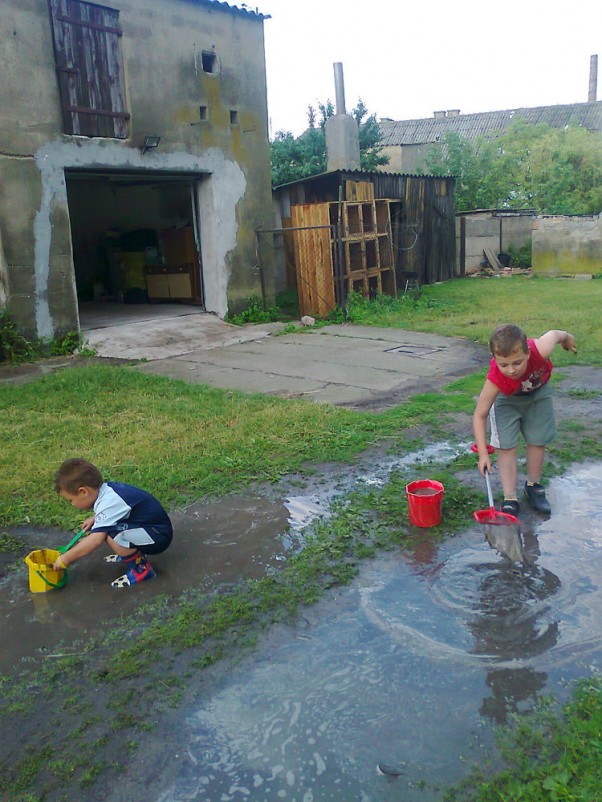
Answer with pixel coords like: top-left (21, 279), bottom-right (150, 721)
top-left (53, 458), bottom-right (173, 588)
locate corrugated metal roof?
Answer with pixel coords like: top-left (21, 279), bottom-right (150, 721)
top-left (273, 168), bottom-right (449, 190)
top-left (189, 0), bottom-right (269, 20)
top-left (379, 101), bottom-right (602, 145)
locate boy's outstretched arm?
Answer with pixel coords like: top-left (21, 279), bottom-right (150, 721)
top-left (535, 330), bottom-right (577, 359)
top-left (53, 530), bottom-right (107, 570)
top-left (473, 380), bottom-right (499, 476)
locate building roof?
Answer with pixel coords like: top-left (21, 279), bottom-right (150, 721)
top-left (378, 101), bottom-right (602, 146)
top-left (273, 167), bottom-right (446, 190)
top-left (192, 0), bottom-right (269, 20)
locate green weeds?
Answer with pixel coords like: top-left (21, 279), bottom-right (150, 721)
top-left (226, 289), bottom-right (299, 325)
top-left (0, 311), bottom-right (93, 364)
top-left (444, 677), bottom-right (602, 802)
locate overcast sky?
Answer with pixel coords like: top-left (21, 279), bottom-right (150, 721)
top-left (257, 0), bottom-right (601, 138)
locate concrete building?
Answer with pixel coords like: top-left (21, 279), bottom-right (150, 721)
top-left (0, 0), bottom-right (273, 339)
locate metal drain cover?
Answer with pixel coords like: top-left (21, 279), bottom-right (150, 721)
top-left (385, 345), bottom-right (442, 356)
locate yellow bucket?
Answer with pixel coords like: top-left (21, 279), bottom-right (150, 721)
top-left (24, 549), bottom-right (67, 593)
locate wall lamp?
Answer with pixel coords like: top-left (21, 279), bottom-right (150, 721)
top-left (141, 135), bottom-right (161, 154)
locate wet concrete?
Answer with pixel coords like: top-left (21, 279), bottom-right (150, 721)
top-left (134, 325), bottom-right (485, 410)
top-left (76, 304), bottom-right (488, 409)
top-left (150, 463), bottom-right (602, 802)
top-left (80, 303), bottom-right (286, 361)
top-left (1, 314), bottom-right (486, 409)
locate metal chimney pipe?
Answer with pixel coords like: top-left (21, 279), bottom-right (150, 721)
top-left (333, 62), bottom-right (346, 115)
top-left (588, 54), bottom-right (598, 102)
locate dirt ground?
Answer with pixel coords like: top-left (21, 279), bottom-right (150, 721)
top-left (1, 365), bottom-right (602, 801)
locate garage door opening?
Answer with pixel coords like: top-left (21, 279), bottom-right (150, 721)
top-left (65, 169), bottom-right (206, 325)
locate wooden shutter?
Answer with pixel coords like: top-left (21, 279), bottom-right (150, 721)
top-left (48, 0), bottom-right (130, 138)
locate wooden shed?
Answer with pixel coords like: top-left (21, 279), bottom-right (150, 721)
top-left (271, 169), bottom-right (456, 317)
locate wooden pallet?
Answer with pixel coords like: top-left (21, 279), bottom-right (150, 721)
top-left (290, 200), bottom-right (397, 316)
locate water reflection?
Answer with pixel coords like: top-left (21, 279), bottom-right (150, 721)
top-left (480, 667), bottom-right (548, 724)
top-left (469, 527), bottom-right (562, 723)
top-left (469, 547), bottom-right (561, 660)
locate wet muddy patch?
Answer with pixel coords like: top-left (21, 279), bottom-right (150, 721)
top-left (1, 365), bottom-right (601, 801)
top-left (0, 496), bottom-right (296, 674)
top-left (0, 442), bottom-right (470, 676)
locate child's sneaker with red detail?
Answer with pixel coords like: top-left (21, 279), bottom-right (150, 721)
top-left (111, 554), bottom-right (155, 588)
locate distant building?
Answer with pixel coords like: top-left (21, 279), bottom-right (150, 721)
top-left (378, 102), bottom-right (602, 174)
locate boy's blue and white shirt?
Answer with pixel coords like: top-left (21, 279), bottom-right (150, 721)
top-left (91, 482), bottom-right (172, 538)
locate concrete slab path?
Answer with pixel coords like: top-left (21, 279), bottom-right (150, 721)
top-left (0, 309), bottom-right (486, 410)
top-left (80, 310), bottom-right (485, 410)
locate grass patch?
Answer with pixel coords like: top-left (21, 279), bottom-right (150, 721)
top-left (0, 364), bottom-right (476, 532)
top-left (566, 388), bottom-right (601, 399)
top-left (342, 277), bottom-right (602, 367)
top-left (444, 677), bottom-right (602, 802)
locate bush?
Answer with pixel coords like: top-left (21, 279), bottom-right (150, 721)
top-left (0, 311), bottom-right (36, 363)
top-left (226, 297), bottom-right (281, 326)
top-left (0, 311), bottom-right (90, 364)
top-left (507, 242), bottom-right (532, 268)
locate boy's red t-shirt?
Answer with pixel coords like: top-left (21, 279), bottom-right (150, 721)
top-left (487, 338), bottom-right (553, 396)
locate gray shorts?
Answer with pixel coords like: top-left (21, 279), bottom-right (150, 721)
top-left (489, 382), bottom-right (556, 450)
top-left (111, 524), bottom-right (173, 555)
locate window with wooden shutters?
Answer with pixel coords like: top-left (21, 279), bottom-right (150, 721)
top-left (47, 0), bottom-right (130, 138)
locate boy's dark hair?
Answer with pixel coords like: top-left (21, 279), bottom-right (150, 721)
top-left (54, 458), bottom-right (103, 494)
top-left (490, 324), bottom-right (528, 357)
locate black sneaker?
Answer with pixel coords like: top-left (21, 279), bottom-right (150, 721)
top-left (501, 499), bottom-right (520, 516)
top-left (524, 482), bottom-right (551, 515)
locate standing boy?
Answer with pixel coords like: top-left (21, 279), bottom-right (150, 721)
top-left (473, 324), bottom-right (577, 516)
top-left (53, 458), bottom-right (173, 588)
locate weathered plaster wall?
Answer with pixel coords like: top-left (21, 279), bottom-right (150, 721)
top-left (32, 141), bottom-right (249, 333)
top-left (532, 214), bottom-right (602, 275)
top-left (0, 0), bottom-right (272, 337)
top-left (380, 144), bottom-right (430, 174)
top-left (0, 228), bottom-right (8, 308)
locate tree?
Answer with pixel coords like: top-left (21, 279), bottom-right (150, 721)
top-left (418, 120), bottom-right (602, 215)
top-left (270, 99), bottom-right (388, 187)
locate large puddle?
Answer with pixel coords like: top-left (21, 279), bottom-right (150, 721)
top-left (153, 463), bottom-right (602, 802)
top-left (2, 457), bottom-right (602, 801)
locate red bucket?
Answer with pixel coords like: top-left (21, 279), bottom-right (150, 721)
top-left (405, 480), bottom-right (445, 527)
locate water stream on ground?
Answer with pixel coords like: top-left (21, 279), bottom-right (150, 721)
top-left (2, 453), bottom-right (601, 801)
top-left (152, 462), bottom-right (602, 802)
